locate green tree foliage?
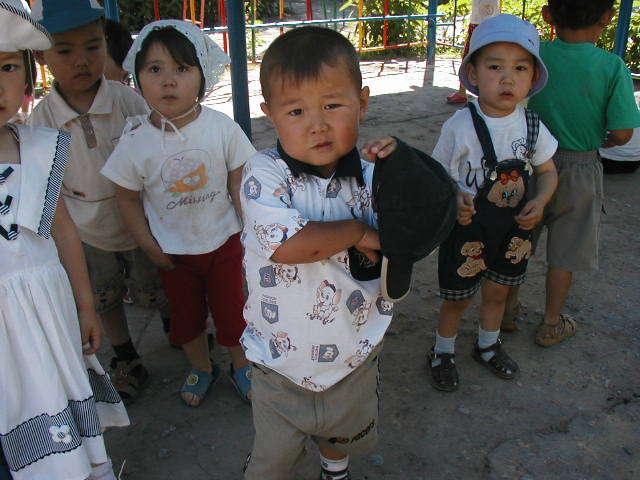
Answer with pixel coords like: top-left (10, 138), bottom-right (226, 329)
top-left (355, 0), bottom-right (637, 71)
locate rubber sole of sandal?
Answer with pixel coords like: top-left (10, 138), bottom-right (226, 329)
top-left (471, 348), bottom-right (518, 380)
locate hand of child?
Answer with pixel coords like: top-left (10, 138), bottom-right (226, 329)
top-left (457, 191), bottom-right (476, 225)
top-left (515, 199), bottom-right (544, 230)
top-left (145, 245), bottom-right (175, 271)
top-left (361, 136), bottom-right (397, 162)
top-left (355, 224), bottom-right (381, 264)
top-left (79, 309), bottom-right (102, 355)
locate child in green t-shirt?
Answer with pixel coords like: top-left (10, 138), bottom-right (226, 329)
top-left (506, 0), bottom-right (640, 345)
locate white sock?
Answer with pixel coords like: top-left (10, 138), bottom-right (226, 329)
top-left (478, 327), bottom-right (499, 362)
top-left (320, 454), bottom-right (349, 479)
top-left (432, 331), bottom-right (456, 367)
top-left (89, 460), bottom-right (117, 480)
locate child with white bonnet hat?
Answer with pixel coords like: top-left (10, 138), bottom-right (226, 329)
top-left (102, 20), bottom-right (256, 407)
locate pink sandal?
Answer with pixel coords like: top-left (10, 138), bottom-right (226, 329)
top-left (446, 91), bottom-right (468, 104)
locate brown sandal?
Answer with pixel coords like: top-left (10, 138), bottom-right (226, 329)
top-left (501, 302), bottom-right (523, 332)
top-left (535, 314), bottom-right (577, 347)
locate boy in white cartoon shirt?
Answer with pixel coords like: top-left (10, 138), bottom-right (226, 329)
top-left (240, 26), bottom-right (398, 480)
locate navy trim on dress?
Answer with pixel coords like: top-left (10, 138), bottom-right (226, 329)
top-left (37, 130), bottom-right (70, 239)
top-left (0, 396), bottom-right (102, 472)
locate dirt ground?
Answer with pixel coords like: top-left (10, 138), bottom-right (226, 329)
top-left (100, 57), bottom-right (640, 480)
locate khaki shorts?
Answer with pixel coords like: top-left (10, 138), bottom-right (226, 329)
top-left (535, 149), bottom-right (603, 272)
top-left (244, 345), bottom-right (382, 480)
top-left (82, 244), bottom-right (167, 313)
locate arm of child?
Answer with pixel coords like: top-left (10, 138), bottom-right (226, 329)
top-left (603, 129), bottom-right (633, 148)
top-left (227, 165), bottom-right (244, 220)
top-left (515, 158), bottom-right (558, 230)
top-left (116, 186), bottom-right (175, 271)
top-left (51, 198), bottom-right (102, 355)
top-left (457, 191), bottom-right (476, 225)
top-left (271, 220), bottom-right (380, 265)
top-left (361, 136), bottom-right (398, 162)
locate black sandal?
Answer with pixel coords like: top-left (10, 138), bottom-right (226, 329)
top-left (472, 338), bottom-right (518, 380)
top-left (427, 348), bottom-right (459, 392)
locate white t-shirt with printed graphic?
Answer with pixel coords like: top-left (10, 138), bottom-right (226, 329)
top-left (470, 0), bottom-right (500, 24)
top-left (101, 106), bottom-right (256, 254)
top-left (240, 149), bottom-right (394, 392)
top-left (432, 100), bottom-right (558, 196)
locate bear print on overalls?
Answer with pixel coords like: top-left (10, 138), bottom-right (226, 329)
top-left (455, 102), bottom-right (539, 279)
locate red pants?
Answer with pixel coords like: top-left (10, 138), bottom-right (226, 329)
top-left (160, 233), bottom-right (246, 346)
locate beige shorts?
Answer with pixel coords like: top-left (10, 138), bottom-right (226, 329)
top-left (535, 149), bottom-right (603, 272)
top-left (82, 244), bottom-right (167, 313)
top-left (244, 345), bottom-right (382, 480)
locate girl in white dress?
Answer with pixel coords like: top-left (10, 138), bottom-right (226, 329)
top-left (0, 1), bottom-right (128, 479)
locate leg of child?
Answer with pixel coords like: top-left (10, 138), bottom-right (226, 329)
top-left (89, 460), bottom-right (117, 480)
top-left (100, 303), bottom-right (131, 346)
top-left (501, 284), bottom-right (521, 331)
top-left (474, 280), bottom-right (518, 378)
top-left (318, 447), bottom-right (349, 480)
top-left (544, 267), bottom-right (572, 325)
top-left (534, 267), bottom-right (577, 347)
top-left (479, 279), bottom-right (509, 332)
top-left (206, 234), bottom-right (252, 401)
top-left (429, 298), bottom-right (470, 391)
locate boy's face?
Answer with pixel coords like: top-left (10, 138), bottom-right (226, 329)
top-left (467, 42), bottom-right (538, 117)
top-left (0, 52), bottom-right (27, 126)
top-left (261, 62), bottom-right (369, 177)
top-left (38, 21), bottom-right (106, 97)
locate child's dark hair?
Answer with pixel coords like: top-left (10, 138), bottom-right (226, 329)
top-left (134, 27), bottom-right (205, 100)
top-left (260, 26), bottom-right (362, 103)
top-left (105, 19), bottom-right (133, 68)
top-left (547, 0), bottom-right (614, 30)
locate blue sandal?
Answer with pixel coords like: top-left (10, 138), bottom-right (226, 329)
top-left (180, 364), bottom-right (220, 407)
top-left (229, 365), bottom-right (252, 404)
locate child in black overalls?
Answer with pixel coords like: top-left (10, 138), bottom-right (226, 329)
top-left (427, 14), bottom-right (559, 392)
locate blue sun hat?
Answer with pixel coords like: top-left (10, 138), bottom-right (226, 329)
top-left (30, 0), bottom-right (104, 35)
top-left (0, 0), bottom-right (52, 51)
top-left (459, 13), bottom-right (549, 97)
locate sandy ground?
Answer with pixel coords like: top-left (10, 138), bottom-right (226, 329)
top-left (96, 55), bottom-right (640, 480)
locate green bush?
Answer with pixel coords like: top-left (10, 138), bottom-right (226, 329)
top-left (357, 0), bottom-right (430, 57)
top-left (116, 0), bottom-right (279, 31)
top-left (354, 0), bottom-right (638, 71)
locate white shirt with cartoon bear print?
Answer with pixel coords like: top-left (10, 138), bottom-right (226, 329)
top-left (432, 99), bottom-right (558, 196)
top-left (240, 149), bottom-right (394, 392)
top-left (101, 107), bottom-right (256, 254)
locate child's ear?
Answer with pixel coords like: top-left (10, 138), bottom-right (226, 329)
top-left (541, 6), bottom-right (554, 26)
top-left (600, 8), bottom-right (616, 27)
top-left (530, 64), bottom-right (541, 91)
top-left (33, 51), bottom-right (46, 65)
top-left (359, 86), bottom-right (370, 118)
top-left (466, 62), bottom-right (479, 89)
top-left (260, 101), bottom-right (271, 119)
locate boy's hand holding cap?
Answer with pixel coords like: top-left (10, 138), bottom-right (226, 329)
top-left (350, 138), bottom-right (458, 303)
